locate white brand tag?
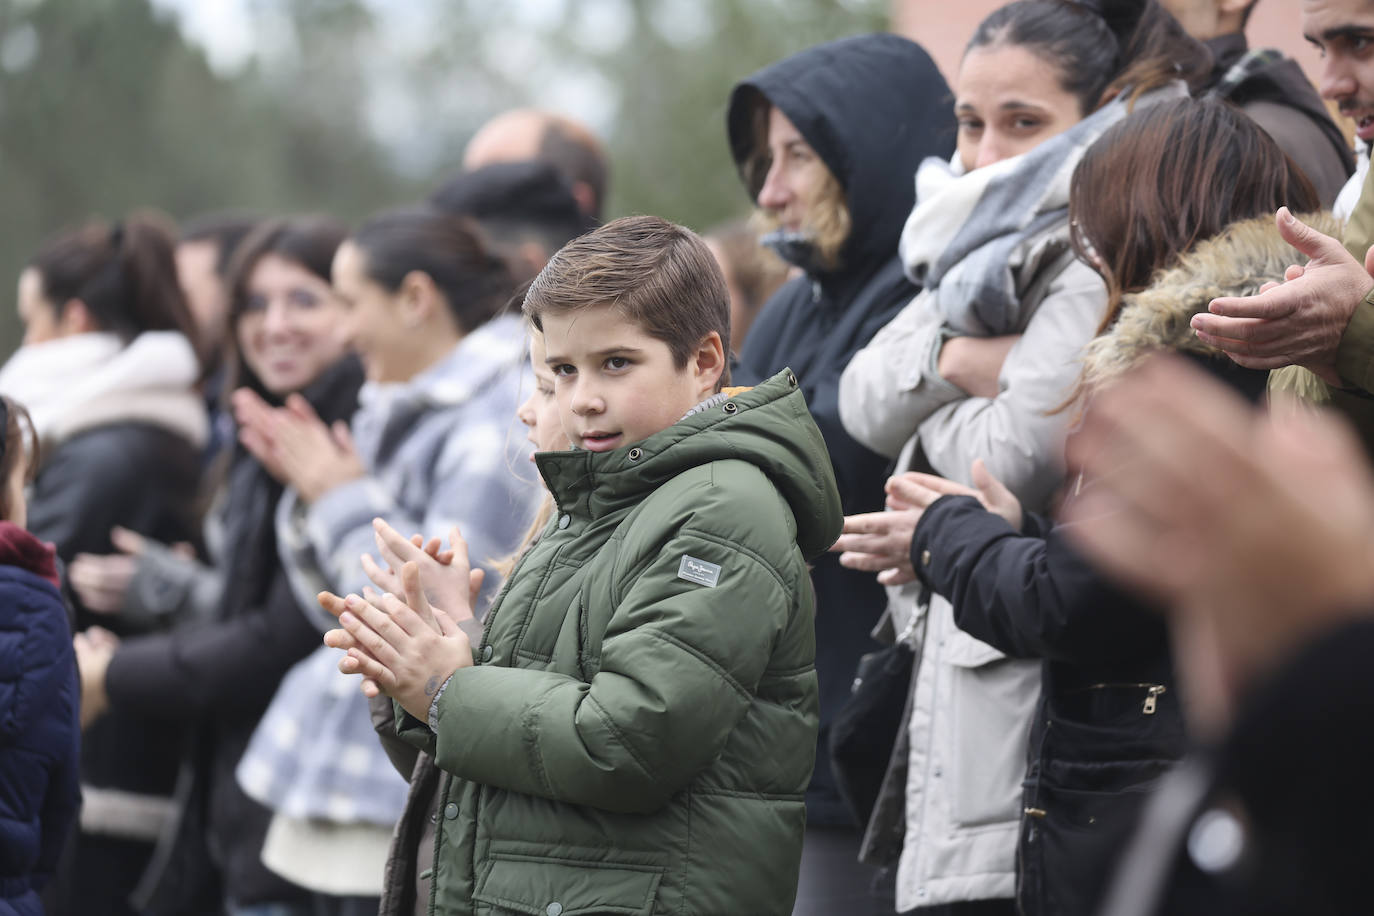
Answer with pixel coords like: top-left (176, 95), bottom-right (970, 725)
top-left (677, 555), bottom-right (721, 588)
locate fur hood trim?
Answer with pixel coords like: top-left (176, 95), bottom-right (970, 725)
top-left (1079, 211), bottom-right (1341, 393)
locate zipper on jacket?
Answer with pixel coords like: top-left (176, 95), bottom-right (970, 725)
top-left (1066, 682), bottom-right (1168, 715)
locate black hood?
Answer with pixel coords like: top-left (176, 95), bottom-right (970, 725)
top-left (727, 33), bottom-right (955, 281)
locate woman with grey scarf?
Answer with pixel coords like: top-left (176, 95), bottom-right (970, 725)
top-left (833, 2), bottom-right (1210, 913)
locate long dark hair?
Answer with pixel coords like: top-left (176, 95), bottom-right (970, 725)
top-left (349, 208), bottom-right (514, 335)
top-left (966, 0), bottom-right (1210, 115)
top-left (27, 212), bottom-right (197, 348)
top-left (1069, 96), bottom-right (1320, 334)
top-left (222, 216), bottom-right (348, 403)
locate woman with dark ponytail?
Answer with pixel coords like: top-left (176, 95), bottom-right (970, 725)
top-left (2, 214), bottom-right (205, 561)
top-left (0, 212), bottom-right (207, 913)
top-left (225, 206), bottom-right (540, 913)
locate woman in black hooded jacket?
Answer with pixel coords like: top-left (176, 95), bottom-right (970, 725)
top-left (724, 33), bottom-right (956, 911)
top-left (726, 23), bottom-right (954, 816)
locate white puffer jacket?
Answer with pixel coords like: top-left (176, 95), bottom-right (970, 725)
top-left (839, 222), bottom-right (1106, 909)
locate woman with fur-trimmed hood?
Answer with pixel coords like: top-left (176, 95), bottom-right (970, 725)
top-left (893, 97), bottom-right (1323, 916)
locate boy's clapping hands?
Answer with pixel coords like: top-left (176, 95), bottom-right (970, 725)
top-left (320, 519), bottom-right (485, 721)
top-left (361, 518), bottom-right (483, 628)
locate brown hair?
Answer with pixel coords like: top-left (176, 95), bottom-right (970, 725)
top-left (222, 216), bottom-right (349, 403)
top-left (522, 215), bottom-right (732, 388)
top-left (28, 211), bottom-right (198, 349)
top-left (538, 116), bottom-right (609, 221)
top-left (1069, 96), bottom-right (1319, 335)
top-left (0, 396), bottom-right (39, 521)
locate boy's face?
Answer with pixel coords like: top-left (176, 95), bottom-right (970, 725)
top-left (541, 303), bottom-right (723, 453)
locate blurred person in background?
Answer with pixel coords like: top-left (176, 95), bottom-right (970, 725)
top-left (724, 31), bottom-right (956, 914)
top-left (462, 108), bottom-right (609, 221)
top-left (178, 212), bottom-right (261, 457)
top-left (704, 219), bottom-right (792, 356)
top-left (0, 394), bottom-right (81, 916)
top-left (430, 160), bottom-right (591, 284)
top-left (1302, 0), bottom-right (1374, 218)
top-left (1066, 355), bottom-right (1374, 916)
top-left (64, 213), bottom-right (260, 654)
top-left (71, 218), bottom-right (365, 916)
top-left (1160, 0), bottom-right (1353, 205)
top-left (177, 212), bottom-right (261, 381)
top-left (229, 207), bottom-right (538, 914)
top-left (0, 213), bottom-right (206, 915)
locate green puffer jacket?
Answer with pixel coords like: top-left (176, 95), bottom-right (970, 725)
top-left (396, 369), bottom-right (843, 915)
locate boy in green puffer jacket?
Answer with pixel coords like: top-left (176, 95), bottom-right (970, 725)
top-left (325, 215), bottom-right (843, 915)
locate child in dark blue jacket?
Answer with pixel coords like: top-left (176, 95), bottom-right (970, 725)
top-left (0, 394), bottom-right (80, 915)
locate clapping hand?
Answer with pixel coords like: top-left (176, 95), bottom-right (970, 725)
top-left (321, 562), bottom-right (476, 719)
top-left (832, 459), bottom-right (1021, 586)
top-left (233, 388), bottom-right (365, 502)
top-left (321, 523), bottom-right (483, 701)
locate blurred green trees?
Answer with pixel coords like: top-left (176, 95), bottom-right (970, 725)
top-left (0, 0), bottom-right (887, 354)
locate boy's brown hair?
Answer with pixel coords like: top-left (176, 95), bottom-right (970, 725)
top-left (522, 215), bottom-right (732, 388)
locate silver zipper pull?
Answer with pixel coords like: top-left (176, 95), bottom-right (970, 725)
top-left (1143, 685), bottom-right (1166, 715)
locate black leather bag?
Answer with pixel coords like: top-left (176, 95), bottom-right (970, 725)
top-left (828, 641), bottom-right (914, 827)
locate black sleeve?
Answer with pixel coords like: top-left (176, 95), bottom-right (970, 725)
top-left (369, 691), bottom-right (420, 779)
top-left (27, 428), bottom-right (200, 565)
top-left (27, 438), bottom-right (143, 563)
top-left (103, 570), bottom-right (320, 720)
top-left (912, 494), bottom-right (1166, 664)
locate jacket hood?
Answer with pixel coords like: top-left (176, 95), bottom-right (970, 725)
top-left (727, 33), bottom-right (955, 280)
top-left (536, 369), bottom-right (843, 560)
top-left (1080, 211), bottom-right (1341, 393)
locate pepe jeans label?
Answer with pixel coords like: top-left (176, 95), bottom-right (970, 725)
top-left (677, 555), bottom-right (721, 588)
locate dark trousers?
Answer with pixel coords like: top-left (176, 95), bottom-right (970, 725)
top-left (792, 824), bottom-right (889, 916)
top-left (48, 832), bottom-right (154, 916)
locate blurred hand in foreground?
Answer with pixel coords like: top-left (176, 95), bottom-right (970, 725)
top-left (1063, 354), bottom-right (1374, 736)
